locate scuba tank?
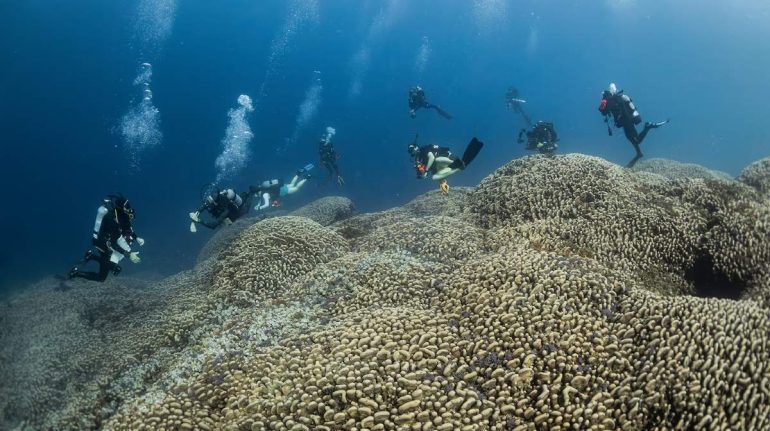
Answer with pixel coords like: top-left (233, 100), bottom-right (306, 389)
top-left (620, 93), bottom-right (642, 125)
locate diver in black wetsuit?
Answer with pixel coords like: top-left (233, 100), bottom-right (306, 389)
top-left (598, 83), bottom-right (669, 168)
top-left (506, 86), bottom-right (532, 126)
top-left (189, 188), bottom-right (250, 232)
top-left (68, 194), bottom-right (144, 282)
top-left (408, 135), bottom-right (484, 193)
top-left (518, 121), bottom-right (559, 155)
top-left (319, 134), bottom-right (344, 186)
top-left (408, 86), bottom-right (452, 120)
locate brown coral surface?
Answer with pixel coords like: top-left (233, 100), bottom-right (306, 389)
top-left (2, 154), bottom-right (769, 431)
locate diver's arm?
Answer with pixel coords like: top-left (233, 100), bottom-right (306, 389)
top-left (255, 193), bottom-right (271, 211)
top-left (205, 207), bottom-right (233, 229)
top-left (92, 206), bottom-right (109, 239)
top-left (115, 235), bottom-right (132, 255)
top-left (424, 152), bottom-right (436, 172)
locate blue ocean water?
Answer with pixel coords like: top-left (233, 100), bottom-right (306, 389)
top-left (1, 0), bottom-right (768, 292)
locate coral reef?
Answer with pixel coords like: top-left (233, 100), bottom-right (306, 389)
top-left (472, 154), bottom-right (770, 296)
top-left (290, 196), bottom-right (356, 227)
top-left (196, 196), bottom-right (353, 264)
top-left (738, 156), bottom-right (770, 197)
top-left (633, 158), bottom-right (734, 182)
top-left (2, 155), bottom-right (770, 431)
top-left (197, 215), bottom-right (270, 264)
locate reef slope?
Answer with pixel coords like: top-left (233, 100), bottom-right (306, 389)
top-left (1, 156), bottom-right (769, 431)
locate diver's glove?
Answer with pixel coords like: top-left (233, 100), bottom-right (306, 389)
top-left (129, 252), bottom-right (141, 264)
top-left (136, 237), bottom-right (145, 247)
top-left (189, 212), bottom-right (200, 222)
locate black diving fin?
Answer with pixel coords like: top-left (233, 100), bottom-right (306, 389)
top-left (450, 137), bottom-right (484, 170)
top-left (462, 137), bottom-right (484, 166)
top-left (432, 105), bottom-right (453, 120)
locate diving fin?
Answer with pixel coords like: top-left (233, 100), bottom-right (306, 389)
top-left (461, 137), bottom-right (484, 167)
top-left (298, 163), bottom-right (315, 179)
top-left (646, 119), bottom-right (670, 129)
top-left (433, 105), bottom-right (453, 120)
top-left (190, 222), bottom-right (197, 233)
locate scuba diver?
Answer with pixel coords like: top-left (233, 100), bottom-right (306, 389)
top-left (408, 135), bottom-right (484, 194)
top-left (189, 188), bottom-right (251, 233)
top-left (318, 126), bottom-right (344, 186)
top-left (518, 121), bottom-right (559, 155)
top-left (251, 165), bottom-right (313, 210)
top-left (68, 194), bottom-right (144, 282)
top-left (506, 86), bottom-right (532, 126)
top-left (408, 86), bottom-right (453, 120)
top-left (598, 83), bottom-right (669, 168)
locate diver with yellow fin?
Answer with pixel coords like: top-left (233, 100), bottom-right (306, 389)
top-left (408, 135), bottom-right (484, 194)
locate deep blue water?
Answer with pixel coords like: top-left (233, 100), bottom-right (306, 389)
top-left (1, 0), bottom-right (769, 292)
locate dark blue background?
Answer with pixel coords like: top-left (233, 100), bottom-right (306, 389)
top-left (1, 0), bottom-right (769, 292)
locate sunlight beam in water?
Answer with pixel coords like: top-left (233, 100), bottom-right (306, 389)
top-left (258, 0), bottom-right (320, 101)
top-left (348, 0), bottom-right (405, 100)
top-left (279, 71), bottom-right (323, 155)
top-left (414, 36), bottom-right (431, 77)
top-left (472, 0), bottom-right (508, 35)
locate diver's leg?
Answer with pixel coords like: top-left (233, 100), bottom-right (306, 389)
top-left (331, 161), bottom-right (340, 177)
top-left (622, 123), bottom-right (639, 143)
top-left (70, 255), bottom-right (109, 281)
top-left (637, 126), bottom-right (652, 144)
top-left (432, 167), bottom-right (461, 180)
top-left (284, 179), bottom-right (307, 195)
top-left (626, 143), bottom-right (644, 168)
top-left (96, 259), bottom-right (112, 282)
top-left (70, 270), bottom-right (102, 281)
top-left (636, 120), bottom-right (667, 145)
top-left (622, 123), bottom-right (643, 167)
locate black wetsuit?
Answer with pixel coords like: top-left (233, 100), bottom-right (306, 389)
top-left (319, 141), bottom-right (340, 178)
top-left (520, 122), bottom-right (558, 154)
top-left (409, 88), bottom-right (429, 112)
top-left (408, 87), bottom-right (452, 119)
top-left (601, 90), bottom-right (658, 167)
top-left (198, 191), bottom-right (249, 229)
top-left (71, 205), bottom-right (137, 282)
top-left (506, 87), bottom-right (532, 126)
